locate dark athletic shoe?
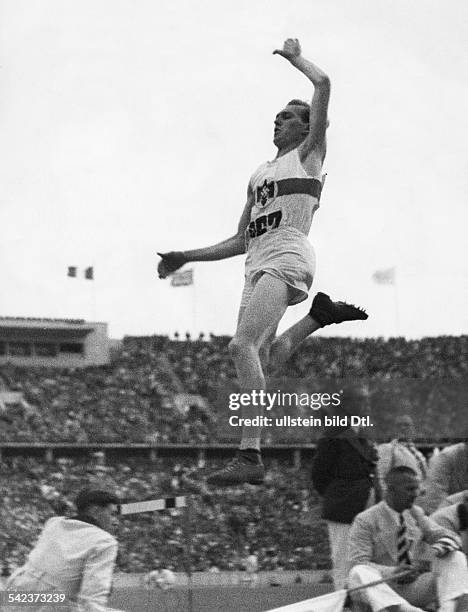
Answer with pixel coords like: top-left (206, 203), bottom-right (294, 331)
top-left (309, 292), bottom-right (368, 327)
top-left (206, 451), bottom-right (265, 487)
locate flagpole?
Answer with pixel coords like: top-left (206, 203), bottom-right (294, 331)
top-left (393, 269), bottom-right (400, 336)
top-left (191, 268), bottom-right (196, 337)
top-left (170, 269), bottom-right (195, 334)
top-left (91, 264), bottom-right (97, 321)
top-left (182, 495), bottom-right (194, 612)
top-left (371, 267), bottom-right (398, 338)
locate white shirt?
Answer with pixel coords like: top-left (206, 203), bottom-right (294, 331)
top-left (6, 516), bottom-right (118, 612)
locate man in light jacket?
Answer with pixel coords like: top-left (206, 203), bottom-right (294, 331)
top-left (4, 488), bottom-right (121, 612)
top-left (348, 466), bottom-right (468, 612)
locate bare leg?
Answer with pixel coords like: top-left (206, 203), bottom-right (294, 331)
top-left (205, 288), bottom-right (368, 486)
top-left (269, 292), bottom-right (368, 373)
top-left (206, 274), bottom-right (289, 486)
top-left (269, 313), bottom-right (321, 374)
top-left (230, 274), bottom-right (289, 449)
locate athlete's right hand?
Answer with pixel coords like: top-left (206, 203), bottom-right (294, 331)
top-left (157, 251), bottom-right (187, 278)
top-left (273, 38), bottom-right (302, 62)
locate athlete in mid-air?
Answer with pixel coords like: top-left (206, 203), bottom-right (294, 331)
top-left (158, 39), bottom-right (368, 486)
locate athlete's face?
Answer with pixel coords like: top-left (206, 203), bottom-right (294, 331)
top-left (273, 106), bottom-right (308, 149)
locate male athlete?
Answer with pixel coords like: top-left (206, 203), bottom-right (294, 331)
top-left (158, 39), bottom-right (368, 486)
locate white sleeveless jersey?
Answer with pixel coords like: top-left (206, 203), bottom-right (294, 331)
top-left (242, 148), bottom-right (324, 306)
top-left (246, 147), bottom-right (323, 247)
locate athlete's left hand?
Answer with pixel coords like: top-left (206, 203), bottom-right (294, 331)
top-left (157, 251), bottom-right (187, 278)
top-left (273, 38), bottom-right (302, 61)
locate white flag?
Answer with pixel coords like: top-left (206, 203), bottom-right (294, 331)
top-left (266, 589), bottom-right (347, 612)
top-left (372, 267), bottom-right (395, 285)
top-left (170, 269), bottom-right (194, 287)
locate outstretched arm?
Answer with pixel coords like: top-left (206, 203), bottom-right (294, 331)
top-left (274, 39), bottom-right (330, 151)
top-left (158, 185), bottom-right (254, 278)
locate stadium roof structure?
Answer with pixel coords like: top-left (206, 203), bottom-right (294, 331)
top-left (0, 316), bottom-right (88, 326)
top-left (0, 318), bottom-right (97, 339)
top-left (0, 317), bottom-right (109, 367)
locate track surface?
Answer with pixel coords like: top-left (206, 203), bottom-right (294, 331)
top-left (110, 584), bottom-right (332, 612)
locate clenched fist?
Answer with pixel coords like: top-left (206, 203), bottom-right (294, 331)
top-left (157, 251), bottom-right (187, 279)
top-left (273, 38), bottom-right (302, 62)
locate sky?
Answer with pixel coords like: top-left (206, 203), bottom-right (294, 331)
top-left (1, 0), bottom-right (467, 339)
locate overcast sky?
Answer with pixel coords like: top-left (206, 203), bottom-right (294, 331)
top-left (1, 0), bottom-right (467, 339)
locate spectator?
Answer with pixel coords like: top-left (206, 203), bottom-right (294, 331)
top-left (1, 334), bottom-right (468, 444)
top-left (422, 440), bottom-right (468, 514)
top-left (5, 488), bottom-right (121, 612)
top-left (348, 466), bottom-right (468, 612)
top-left (431, 491), bottom-right (468, 556)
top-left (377, 414), bottom-right (428, 498)
top-left (241, 546), bottom-right (258, 587)
top-left (311, 387), bottom-right (380, 589)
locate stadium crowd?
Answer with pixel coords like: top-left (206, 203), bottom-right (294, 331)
top-left (0, 455), bottom-right (327, 574)
top-left (1, 334), bottom-right (467, 580)
top-left (0, 334), bottom-right (467, 444)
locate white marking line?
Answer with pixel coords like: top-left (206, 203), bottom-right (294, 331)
top-left (120, 496), bottom-right (187, 515)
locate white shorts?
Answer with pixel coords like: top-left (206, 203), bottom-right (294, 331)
top-left (241, 228), bottom-right (316, 309)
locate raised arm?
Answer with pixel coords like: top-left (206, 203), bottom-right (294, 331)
top-left (157, 185), bottom-right (254, 278)
top-left (274, 39), bottom-right (330, 152)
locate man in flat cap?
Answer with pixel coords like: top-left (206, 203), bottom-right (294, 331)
top-left (3, 488), bottom-right (121, 611)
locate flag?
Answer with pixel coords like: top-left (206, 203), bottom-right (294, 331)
top-left (372, 267), bottom-right (395, 285)
top-left (170, 269), bottom-right (194, 287)
top-left (84, 266), bottom-right (94, 280)
top-left (67, 266), bottom-right (77, 278)
top-left (266, 589), bottom-right (347, 612)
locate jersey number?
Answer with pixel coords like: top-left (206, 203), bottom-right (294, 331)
top-left (248, 210), bottom-right (282, 239)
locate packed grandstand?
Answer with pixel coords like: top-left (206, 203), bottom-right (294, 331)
top-left (1, 334), bottom-right (467, 575)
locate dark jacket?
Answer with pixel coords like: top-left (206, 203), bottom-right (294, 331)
top-left (312, 427), bottom-right (378, 524)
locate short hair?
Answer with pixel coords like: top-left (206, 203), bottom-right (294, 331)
top-left (286, 99), bottom-right (310, 124)
top-left (75, 488), bottom-right (120, 514)
top-left (385, 465), bottom-right (418, 484)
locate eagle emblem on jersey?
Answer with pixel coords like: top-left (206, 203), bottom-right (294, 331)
top-left (257, 180), bottom-right (275, 207)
